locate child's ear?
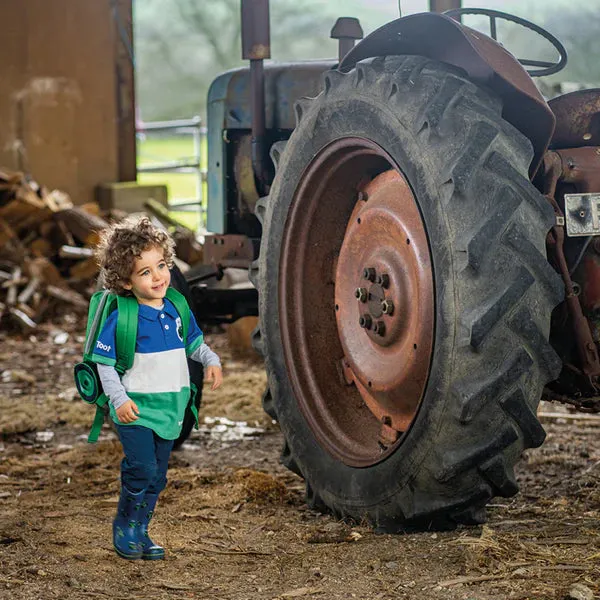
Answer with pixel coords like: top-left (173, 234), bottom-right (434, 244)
top-left (122, 280), bottom-right (133, 291)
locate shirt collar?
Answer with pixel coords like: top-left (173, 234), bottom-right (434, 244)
top-left (138, 298), bottom-right (179, 321)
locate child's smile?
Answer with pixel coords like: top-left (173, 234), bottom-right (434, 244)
top-left (123, 246), bottom-right (171, 308)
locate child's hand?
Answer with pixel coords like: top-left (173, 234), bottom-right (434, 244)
top-left (116, 399), bottom-right (140, 424)
top-left (205, 365), bottom-right (223, 390)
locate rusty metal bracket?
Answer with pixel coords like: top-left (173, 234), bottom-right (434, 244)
top-left (203, 234), bottom-right (254, 267)
top-left (544, 387), bottom-right (600, 413)
top-left (545, 166), bottom-right (600, 379)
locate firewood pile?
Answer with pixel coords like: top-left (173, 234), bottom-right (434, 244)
top-left (0, 169), bottom-right (203, 330)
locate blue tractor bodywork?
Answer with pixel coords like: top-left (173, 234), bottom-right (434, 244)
top-left (206, 12), bottom-right (559, 239)
top-left (206, 60), bottom-right (335, 235)
top-left (197, 10), bottom-right (557, 327)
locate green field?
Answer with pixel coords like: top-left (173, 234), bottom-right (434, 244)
top-left (137, 136), bottom-right (207, 231)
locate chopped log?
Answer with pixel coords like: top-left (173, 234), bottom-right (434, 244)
top-left (69, 257), bottom-right (99, 281)
top-left (44, 189), bottom-right (72, 212)
top-left (0, 169), bottom-right (23, 187)
top-left (59, 245), bottom-right (94, 259)
top-left (38, 221), bottom-right (55, 239)
top-left (17, 277), bottom-right (40, 304)
top-left (143, 198), bottom-right (191, 229)
top-left (20, 231), bottom-right (37, 247)
top-left (9, 306), bottom-right (36, 329)
top-left (0, 237), bottom-right (25, 264)
top-left (0, 218), bottom-right (17, 247)
top-left (5, 267), bottom-right (21, 305)
top-left (56, 219), bottom-right (76, 246)
top-left (12, 206), bottom-right (52, 233)
top-left (14, 187), bottom-right (46, 210)
top-left (31, 290), bottom-right (42, 309)
top-left (29, 238), bottom-right (53, 258)
top-left (143, 199), bottom-right (203, 265)
top-left (38, 222), bottom-right (69, 254)
top-left (26, 257), bottom-right (65, 287)
top-left (0, 168), bottom-right (112, 329)
top-left (53, 207), bottom-right (108, 245)
top-left (16, 302), bottom-right (36, 319)
top-left (33, 296), bottom-right (50, 320)
top-left (0, 200), bottom-right (41, 228)
top-left (46, 284), bottom-right (88, 309)
top-left (143, 198), bottom-right (177, 227)
top-left (2, 277), bottom-right (28, 289)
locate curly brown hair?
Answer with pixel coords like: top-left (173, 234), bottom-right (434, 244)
top-left (95, 216), bottom-right (175, 295)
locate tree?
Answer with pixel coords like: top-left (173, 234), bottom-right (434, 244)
top-left (542, 6), bottom-right (600, 88)
top-left (134, 0), bottom-right (356, 121)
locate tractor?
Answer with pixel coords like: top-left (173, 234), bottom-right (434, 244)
top-left (183, 1), bottom-right (600, 531)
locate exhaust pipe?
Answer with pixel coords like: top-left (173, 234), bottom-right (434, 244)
top-left (241, 0), bottom-right (271, 195)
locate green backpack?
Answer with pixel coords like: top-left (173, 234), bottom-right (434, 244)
top-left (74, 287), bottom-right (191, 443)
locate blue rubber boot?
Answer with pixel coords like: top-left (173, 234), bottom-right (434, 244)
top-left (113, 486), bottom-right (145, 560)
top-left (138, 492), bottom-right (164, 560)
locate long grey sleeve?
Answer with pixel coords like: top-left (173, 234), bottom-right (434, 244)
top-left (97, 363), bottom-right (130, 410)
top-left (97, 343), bottom-right (219, 410)
top-left (189, 343), bottom-right (221, 367)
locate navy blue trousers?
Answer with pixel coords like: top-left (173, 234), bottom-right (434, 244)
top-left (115, 424), bottom-right (174, 494)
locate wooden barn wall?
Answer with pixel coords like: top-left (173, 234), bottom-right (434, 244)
top-left (0, 0), bottom-right (133, 205)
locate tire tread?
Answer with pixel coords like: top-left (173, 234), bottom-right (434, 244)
top-left (255, 54), bottom-right (564, 530)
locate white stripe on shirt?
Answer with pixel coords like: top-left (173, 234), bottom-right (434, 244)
top-left (121, 348), bottom-right (190, 394)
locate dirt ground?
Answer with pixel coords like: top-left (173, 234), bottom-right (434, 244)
top-left (1, 314), bottom-right (599, 600)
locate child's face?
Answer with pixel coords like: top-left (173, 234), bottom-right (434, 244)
top-left (122, 246), bottom-right (171, 308)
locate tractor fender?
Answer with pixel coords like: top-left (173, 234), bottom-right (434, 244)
top-left (340, 12), bottom-right (554, 177)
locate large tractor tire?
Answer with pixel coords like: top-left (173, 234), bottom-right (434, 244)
top-left (251, 56), bottom-right (564, 531)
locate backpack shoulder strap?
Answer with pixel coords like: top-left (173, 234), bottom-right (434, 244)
top-left (83, 290), bottom-right (116, 361)
top-left (115, 295), bottom-right (139, 375)
top-left (165, 287), bottom-right (191, 342)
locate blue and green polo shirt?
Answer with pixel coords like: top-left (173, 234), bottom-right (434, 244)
top-left (91, 298), bottom-right (204, 440)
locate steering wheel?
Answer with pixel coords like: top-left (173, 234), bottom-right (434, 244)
top-left (444, 8), bottom-right (567, 77)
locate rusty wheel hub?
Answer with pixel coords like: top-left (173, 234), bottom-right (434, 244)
top-left (335, 169), bottom-right (434, 443)
top-left (279, 138), bottom-right (434, 466)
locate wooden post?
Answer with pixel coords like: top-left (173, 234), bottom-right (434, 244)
top-left (113, 0), bottom-right (137, 182)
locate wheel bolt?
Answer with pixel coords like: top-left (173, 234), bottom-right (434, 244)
top-left (363, 267), bottom-right (376, 282)
top-left (381, 299), bottom-right (394, 315)
top-left (373, 321), bottom-right (386, 336)
top-left (377, 273), bottom-right (390, 289)
top-left (355, 287), bottom-right (368, 302)
top-left (359, 314), bottom-right (373, 329)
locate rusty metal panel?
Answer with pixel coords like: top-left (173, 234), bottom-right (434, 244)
top-left (549, 89), bottom-right (600, 150)
top-left (340, 13), bottom-right (554, 177)
top-left (0, 0), bottom-right (122, 205)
